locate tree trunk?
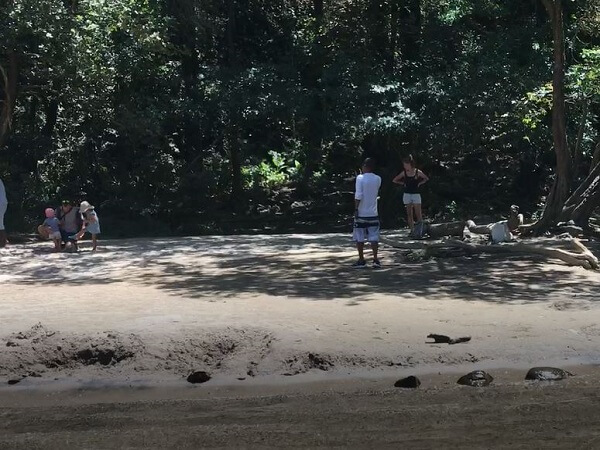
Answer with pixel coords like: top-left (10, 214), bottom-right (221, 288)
top-left (559, 160), bottom-right (600, 226)
top-left (368, 0), bottom-right (389, 68)
top-left (300, 0), bottom-right (325, 191)
top-left (0, 51), bottom-right (18, 149)
top-left (568, 179), bottom-right (600, 227)
top-left (526, 0), bottom-right (570, 232)
top-left (423, 239), bottom-right (599, 270)
top-left (224, 0), bottom-right (243, 207)
top-left (591, 141), bottom-right (600, 174)
top-left (228, 128), bottom-right (243, 205)
top-left (398, 0), bottom-right (421, 61)
top-left (42, 98), bottom-right (59, 137)
top-left (572, 100), bottom-right (588, 182)
top-left (387, 237), bottom-right (599, 270)
top-left (389, 1), bottom-right (399, 73)
top-left (427, 221), bottom-right (466, 239)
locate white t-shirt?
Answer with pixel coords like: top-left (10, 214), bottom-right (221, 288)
top-left (355, 172), bottom-right (381, 218)
top-left (0, 178), bottom-right (6, 205)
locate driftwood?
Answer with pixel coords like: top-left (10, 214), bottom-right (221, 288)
top-left (553, 224), bottom-right (584, 238)
top-left (383, 202), bottom-right (598, 270)
top-left (427, 221), bottom-right (466, 239)
top-left (423, 238), bottom-right (599, 270)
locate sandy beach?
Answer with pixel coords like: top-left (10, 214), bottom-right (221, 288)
top-left (1, 233), bottom-right (599, 447)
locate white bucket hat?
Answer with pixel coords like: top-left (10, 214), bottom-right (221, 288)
top-left (79, 201), bottom-right (94, 213)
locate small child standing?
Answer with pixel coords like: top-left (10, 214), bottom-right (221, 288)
top-left (70, 201), bottom-right (101, 251)
top-left (42, 208), bottom-right (62, 252)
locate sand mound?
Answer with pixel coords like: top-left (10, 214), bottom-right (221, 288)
top-left (0, 323), bottom-right (143, 378)
top-left (151, 328), bottom-right (277, 377)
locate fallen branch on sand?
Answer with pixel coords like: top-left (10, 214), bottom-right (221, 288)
top-left (384, 236), bottom-right (599, 270)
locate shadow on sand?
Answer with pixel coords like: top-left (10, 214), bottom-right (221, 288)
top-left (2, 233), bottom-right (598, 304)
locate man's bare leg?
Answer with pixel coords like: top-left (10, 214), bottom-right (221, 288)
top-left (371, 242), bottom-right (378, 261)
top-left (356, 242), bottom-right (365, 261)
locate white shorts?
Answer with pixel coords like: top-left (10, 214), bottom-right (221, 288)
top-left (353, 217), bottom-right (380, 243)
top-left (403, 193), bottom-right (422, 205)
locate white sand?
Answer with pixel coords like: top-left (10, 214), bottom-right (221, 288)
top-left (0, 233), bottom-right (598, 387)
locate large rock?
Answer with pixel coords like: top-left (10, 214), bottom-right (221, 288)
top-left (394, 376), bottom-right (421, 389)
top-left (187, 371), bottom-right (211, 384)
top-left (457, 370), bottom-right (493, 387)
top-left (525, 367), bottom-right (573, 381)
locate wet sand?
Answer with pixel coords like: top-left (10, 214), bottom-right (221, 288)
top-left (2, 368), bottom-right (600, 449)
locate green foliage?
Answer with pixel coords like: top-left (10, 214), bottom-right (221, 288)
top-left (1, 0), bottom-right (599, 233)
top-left (569, 48), bottom-right (600, 99)
top-left (243, 151), bottom-right (301, 189)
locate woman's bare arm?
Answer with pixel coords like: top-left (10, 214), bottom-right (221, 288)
top-left (417, 170), bottom-right (429, 186)
top-left (392, 172), bottom-right (405, 185)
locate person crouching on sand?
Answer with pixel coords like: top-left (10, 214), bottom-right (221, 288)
top-left (38, 208), bottom-right (62, 252)
top-left (69, 201), bottom-right (101, 251)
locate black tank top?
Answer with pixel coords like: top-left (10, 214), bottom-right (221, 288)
top-left (404, 169), bottom-right (420, 194)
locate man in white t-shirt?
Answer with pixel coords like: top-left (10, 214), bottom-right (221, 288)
top-left (353, 158), bottom-right (382, 268)
top-left (0, 177), bottom-right (7, 247)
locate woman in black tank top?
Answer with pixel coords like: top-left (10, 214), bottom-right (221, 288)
top-left (392, 155), bottom-right (429, 231)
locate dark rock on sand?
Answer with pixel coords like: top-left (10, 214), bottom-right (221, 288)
top-left (525, 367), bottom-right (573, 381)
top-left (394, 376), bottom-right (421, 389)
top-left (8, 378), bottom-right (24, 385)
top-left (308, 353), bottom-right (333, 371)
top-left (427, 334), bottom-right (471, 345)
top-left (457, 371), bottom-right (493, 387)
top-left (187, 371), bottom-right (211, 384)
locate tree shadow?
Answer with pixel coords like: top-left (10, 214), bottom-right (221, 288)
top-left (1, 233), bottom-right (598, 305)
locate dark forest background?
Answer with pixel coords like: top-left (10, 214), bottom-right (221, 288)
top-left (1, 0), bottom-right (599, 236)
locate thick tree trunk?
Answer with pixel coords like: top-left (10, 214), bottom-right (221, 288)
top-left (526, 0), bottom-right (570, 233)
top-left (300, 0), bottom-right (325, 190)
top-left (387, 237), bottom-right (598, 270)
top-left (572, 100), bottom-right (588, 182)
top-left (569, 181), bottom-right (600, 226)
top-left (560, 156), bottom-right (600, 226)
top-left (0, 51), bottom-right (18, 149)
top-left (167, 0), bottom-right (199, 86)
top-left (300, 0), bottom-right (325, 191)
top-left (368, 0), bottom-right (389, 68)
top-left (228, 129), bottom-right (243, 205)
top-left (389, 1), bottom-right (399, 72)
top-left (591, 141), bottom-right (600, 174)
top-left (398, 0), bottom-right (421, 61)
top-left (427, 221), bottom-right (466, 239)
top-left (42, 98), bottom-right (59, 137)
top-left (422, 238), bottom-right (599, 270)
top-left (224, 0), bottom-right (243, 207)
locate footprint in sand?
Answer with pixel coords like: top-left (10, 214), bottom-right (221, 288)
top-left (551, 300), bottom-right (591, 311)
